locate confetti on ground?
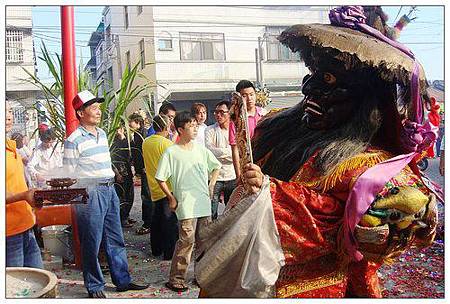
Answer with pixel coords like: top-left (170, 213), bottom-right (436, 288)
top-left (51, 186), bottom-right (444, 298)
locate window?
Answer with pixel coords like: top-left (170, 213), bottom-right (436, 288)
top-left (105, 25), bottom-right (112, 50)
top-left (107, 67), bottom-right (113, 91)
top-left (97, 45), bottom-right (104, 69)
top-left (6, 30), bottom-right (24, 63)
top-left (158, 31), bottom-right (173, 51)
top-left (125, 50), bottom-right (131, 69)
top-left (265, 26), bottom-right (300, 61)
top-left (137, 6), bottom-right (143, 15)
top-left (90, 68), bottom-right (97, 82)
top-left (179, 32), bottom-right (225, 61)
top-left (158, 39), bottom-right (173, 51)
top-left (124, 6), bottom-right (129, 29)
top-left (12, 106), bottom-right (26, 124)
top-left (139, 39), bottom-right (145, 69)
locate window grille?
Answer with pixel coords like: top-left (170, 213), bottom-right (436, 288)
top-left (12, 106), bottom-right (26, 124)
top-left (6, 30), bottom-right (24, 63)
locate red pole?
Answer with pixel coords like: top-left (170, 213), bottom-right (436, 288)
top-left (61, 6), bottom-right (78, 135)
top-left (61, 6), bottom-right (81, 269)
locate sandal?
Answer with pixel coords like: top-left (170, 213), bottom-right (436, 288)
top-left (136, 226), bottom-right (151, 235)
top-left (165, 282), bottom-right (188, 292)
top-left (121, 221), bottom-right (133, 228)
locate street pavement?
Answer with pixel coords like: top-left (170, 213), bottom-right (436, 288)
top-left (50, 158), bottom-right (444, 298)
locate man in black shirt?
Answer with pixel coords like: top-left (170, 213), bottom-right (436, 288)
top-left (128, 113), bottom-right (152, 234)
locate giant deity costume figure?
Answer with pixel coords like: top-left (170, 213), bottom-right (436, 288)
top-left (195, 6), bottom-right (440, 298)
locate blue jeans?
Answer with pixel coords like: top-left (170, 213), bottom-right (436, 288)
top-left (6, 228), bottom-right (43, 269)
top-left (76, 185), bottom-right (131, 293)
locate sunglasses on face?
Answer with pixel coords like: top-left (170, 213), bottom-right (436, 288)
top-left (214, 110), bottom-right (229, 115)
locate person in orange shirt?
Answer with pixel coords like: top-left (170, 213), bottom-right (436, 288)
top-left (6, 100), bottom-right (43, 268)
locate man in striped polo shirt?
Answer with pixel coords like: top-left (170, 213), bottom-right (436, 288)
top-left (64, 90), bottom-right (148, 298)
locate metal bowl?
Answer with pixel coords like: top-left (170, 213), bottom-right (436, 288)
top-left (6, 267), bottom-right (58, 298)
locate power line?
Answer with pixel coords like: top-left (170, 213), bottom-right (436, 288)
top-left (32, 9), bottom-right (333, 19)
top-left (392, 6), bottom-right (403, 23)
top-left (32, 23), bottom-right (328, 28)
top-left (34, 30), bottom-right (443, 45)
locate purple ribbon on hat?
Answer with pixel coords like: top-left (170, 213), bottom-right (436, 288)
top-left (328, 6), bottom-right (438, 261)
top-left (329, 6), bottom-right (421, 121)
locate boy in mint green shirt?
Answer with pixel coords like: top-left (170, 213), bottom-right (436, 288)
top-left (156, 111), bottom-right (221, 292)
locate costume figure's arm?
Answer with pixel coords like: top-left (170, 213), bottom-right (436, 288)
top-left (269, 177), bottom-right (344, 264)
top-left (242, 163), bottom-right (343, 264)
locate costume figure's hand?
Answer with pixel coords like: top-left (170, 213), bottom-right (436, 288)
top-left (242, 163), bottom-right (264, 194)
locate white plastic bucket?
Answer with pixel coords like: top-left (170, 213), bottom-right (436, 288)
top-left (41, 225), bottom-right (70, 258)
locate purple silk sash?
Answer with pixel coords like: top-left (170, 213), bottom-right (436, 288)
top-left (329, 6), bottom-right (437, 261)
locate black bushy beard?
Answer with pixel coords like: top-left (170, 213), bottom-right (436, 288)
top-left (252, 94), bottom-right (383, 181)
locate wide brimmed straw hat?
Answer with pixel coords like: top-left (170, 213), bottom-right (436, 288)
top-left (278, 23), bottom-right (428, 93)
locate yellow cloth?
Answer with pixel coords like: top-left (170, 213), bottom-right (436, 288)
top-left (6, 139), bottom-right (35, 236)
top-left (142, 134), bottom-right (173, 201)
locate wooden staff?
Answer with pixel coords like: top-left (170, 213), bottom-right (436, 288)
top-left (230, 92), bottom-right (253, 194)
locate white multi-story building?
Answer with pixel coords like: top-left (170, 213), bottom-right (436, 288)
top-left (93, 5), bottom-right (331, 123)
top-left (6, 6), bottom-right (40, 136)
top-left (85, 21), bottom-right (104, 89)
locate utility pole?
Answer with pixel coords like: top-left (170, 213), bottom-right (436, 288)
top-left (255, 48), bottom-right (260, 87)
top-left (257, 36), bottom-right (264, 87)
top-left (60, 5), bottom-right (82, 270)
top-left (61, 6), bottom-right (78, 135)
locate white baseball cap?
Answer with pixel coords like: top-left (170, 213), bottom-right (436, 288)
top-left (72, 90), bottom-right (104, 111)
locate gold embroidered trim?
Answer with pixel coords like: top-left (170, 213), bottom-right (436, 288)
top-left (294, 150), bottom-right (392, 192)
top-left (276, 267), bottom-right (347, 298)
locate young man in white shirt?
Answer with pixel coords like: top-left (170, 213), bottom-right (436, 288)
top-left (205, 100), bottom-right (236, 219)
